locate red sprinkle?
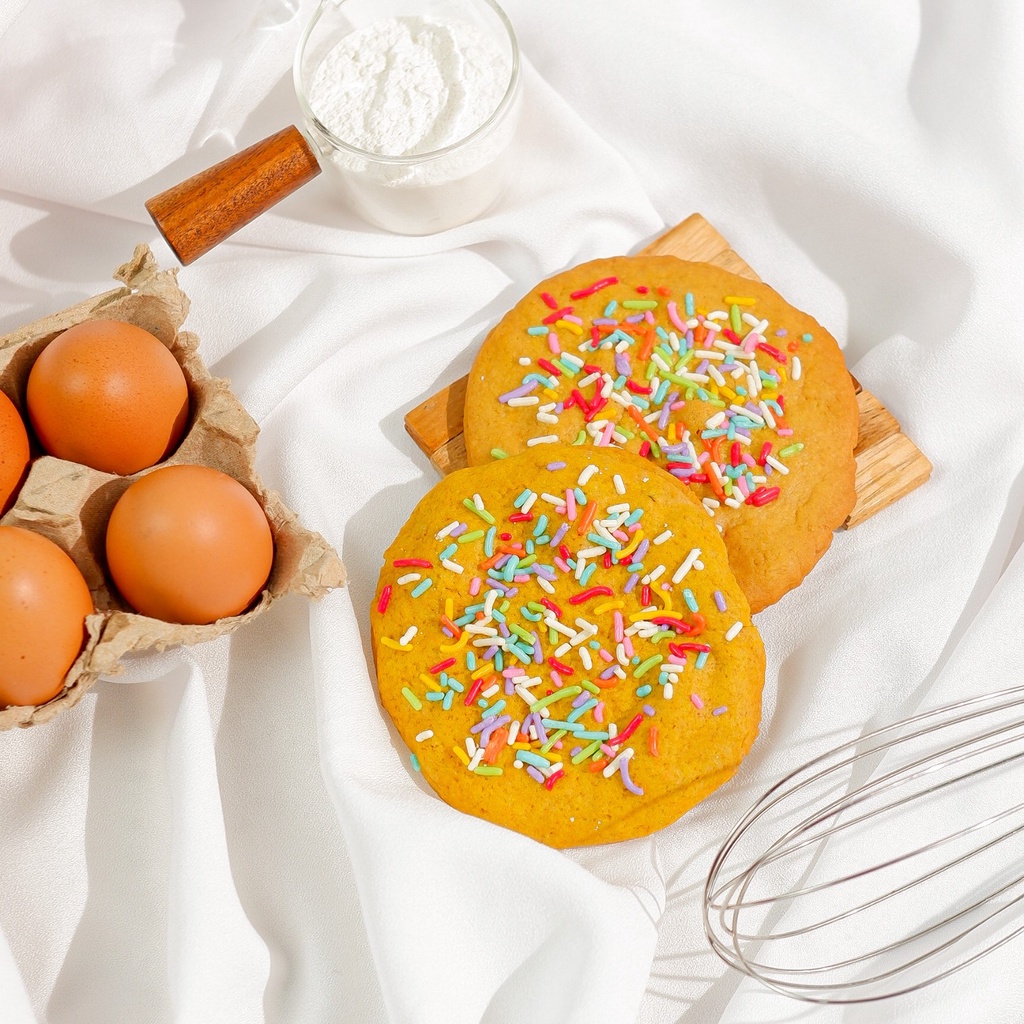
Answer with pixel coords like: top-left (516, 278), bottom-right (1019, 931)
top-left (464, 676), bottom-right (485, 705)
top-left (570, 276), bottom-right (618, 300)
top-left (650, 615), bottom-right (695, 633)
top-left (559, 545), bottom-right (573, 562)
top-left (537, 358), bottom-right (563, 376)
top-left (603, 551), bottom-right (613, 570)
top-left (656, 286), bottom-right (671, 297)
top-left (590, 326), bottom-right (602, 348)
top-left (625, 380), bottom-right (652, 395)
top-left (690, 473), bottom-right (709, 484)
top-left (539, 291), bottom-right (559, 310)
top-left (583, 364), bottom-right (603, 375)
top-left (544, 767), bottom-right (566, 790)
top-left (747, 486), bottom-right (781, 507)
top-left (500, 532), bottom-right (512, 541)
top-left (377, 585), bottom-right (392, 614)
top-left (670, 642), bottom-right (711, 655)
top-left (730, 442), bottom-right (741, 467)
top-left (721, 328), bottom-right (742, 344)
top-left (540, 598), bottom-right (564, 618)
top-left (608, 713), bottom-right (644, 746)
top-left (542, 307), bottom-right (573, 325)
top-left (548, 657), bottom-right (574, 676)
top-left (509, 512), bottom-right (533, 523)
top-left (756, 341), bottom-right (788, 364)
top-left (583, 395), bottom-right (608, 422)
top-left (636, 285), bottom-right (649, 294)
top-left (639, 441), bottom-right (651, 458)
top-left (758, 442), bottom-right (772, 467)
top-left (569, 585), bottom-right (615, 605)
top-left (393, 558), bottom-right (432, 568)
top-left (429, 658), bottom-right (456, 674)
top-left (641, 585), bottom-right (652, 606)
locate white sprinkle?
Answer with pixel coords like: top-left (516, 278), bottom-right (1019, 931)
top-left (686, 318), bottom-right (700, 329)
top-left (603, 747), bottom-right (633, 778)
top-left (643, 410), bottom-right (661, 423)
top-left (540, 492), bottom-right (564, 505)
top-left (465, 624), bottom-right (498, 636)
top-left (608, 391), bottom-right (632, 408)
top-left (467, 749), bottom-right (484, 771)
top-left (539, 402), bottom-right (557, 413)
top-left (527, 434), bottom-right (559, 447)
top-left (606, 502), bottom-right (630, 515)
top-left (724, 497), bottom-right (744, 508)
top-left (758, 401), bottom-right (777, 429)
top-left (522, 491), bottom-right (539, 513)
top-left (399, 626), bottom-right (418, 646)
top-left (601, 378), bottom-right (613, 399)
top-left (726, 621), bottom-right (744, 641)
top-left (707, 364), bottom-right (726, 387)
top-left (435, 521), bottom-right (459, 540)
top-left (507, 721), bottom-right (521, 745)
top-left (651, 353), bottom-right (672, 373)
top-left (705, 411), bottom-right (727, 430)
top-left (562, 353), bottom-right (584, 367)
top-left (573, 617), bottom-right (598, 636)
top-left (577, 546), bottom-right (605, 559)
top-left (397, 573), bottom-right (421, 586)
top-left (546, 617), bottom-right (577, 638)
top-left (616, 642), bottom-right (629, 666)
top-left (484, 589), bottom-right (499, 617)
top-left (481, 683), bottom-right (501, 699)
top-left (667, 331), bottom-right (681, 352)
top-left (415, 730), bottom-right (433, 742)
top-left (578, 372), bottom-right (600, 388)
top-left (612, 430), bottom-right (628, 444)
top-left (647, 564), bottom-right (666, 583)
top-left (793, 356), bottom-right (802, 380)
top-left (664, 683), bottom-right (674, 699)
top-left (554, 642), bottom-right (572, 659)
top-left (442, 558), bottom-right (464, 574)
top-left (766, 455), bottom-right (790, 475)
top-left (579, 646), bottom-right (593, 670)
top-left (508, 396), bottom-right (539, 407)
top-left (518, 356), bottom-right (532, 365)
top-left (515, 684), bottom-right (538, 706)
top-left (702, 499), bottom-right (719, 516)
top-left (575, 556), bottom-right (588, 581)
top-left (672, 548), bottom-right (702, 584)
top-left (466, 737), bottom-right (477, 757)
top-left (578, 464), bottom-right (599, 486)
top-left (537, 576), bottom-right (555, 594)
top-left (544, 761), bottom-right (564, 778)
top-left (608, 722), bottom-right (619, 739)
top-left (707, 310), bottom-right (729, 321)
top-left (653, 529), bottom-right (673, 545)
top-left (472, 637), bottom-right (504, 647)
top-left (537, 412), bottom-right (560, 424)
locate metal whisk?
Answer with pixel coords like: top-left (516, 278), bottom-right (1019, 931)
top-left (703, 683), bottom-right (1024, 1003)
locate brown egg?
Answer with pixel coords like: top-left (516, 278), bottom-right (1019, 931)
top-left (0, 391), bottom-right (30, 514)
top-left (0, 526), bottom-right (94, 708)
top-left (26, 319), bottom-right (189, 475)
top-left (105, 464), bottom-right (274, 625)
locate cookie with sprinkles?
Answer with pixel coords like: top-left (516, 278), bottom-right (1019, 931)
top-left (370, 444), bottom-right (765, 848)
top-left (462, 256), bottom-right (858, 612)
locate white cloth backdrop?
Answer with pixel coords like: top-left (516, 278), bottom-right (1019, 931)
top-left (2, 1), bottom-right (1023, 1021)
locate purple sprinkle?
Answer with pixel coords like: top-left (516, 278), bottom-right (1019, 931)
top-left (449, 522), bottom-right (468, 538)
top-left (534, 566), bottom-right (557, 581)
top-left (642, 704), bottom-right (656, 716)
top-left (670, 468), bottom-right (694, 479)
top-left (571, 692), bottom-right (590, 708)
top-left (570, 746), bottom-right (583, 757)
top-left (505, 677), bottom-right (515, 695)
top-left (658, 404), bottom-right (672, 430)
top-left (775, 328), bottom-right (787, 337)
top-left (625, 313), bottom-right (645, 324)
top-left (554, 403), bottom-right (565, 414)
top-left (634, 538), bottom-right (650, 562)
top-left (714, 590), bottom-right (727, 612)
top-left (533, 718), bottom-right (548, 743)
top-left (483, 645), bottom-right (498, 660)
top-left (623, 573), bottom-right (640, 593)
top-left (532, 634), bottom-right (543, 664)
top-left (479, 715), bottom-right (512, 744)
top-left (614, 352), bottom-right (631, 376)
top-left (695, 359), bottom-right (709, 375)
top-left (505, 587), bottom-right (519, 597)
top-left (499, 381), bottom-right (538, 403)
top-left (685, 329), bottom-right (694, 349)
top-left (498, 622), bottom-right (510, 638)
top-left (441, 627), bottom-right (454, 638)
top-left (549, 523), bottom-right (569, 547)
top-left (526, 765), bottom-right (545, 784)
top-left (600, 666), bottom-right (618, 680)
top-left (620, 758), bottom-right (644, 796)
top-left (713, 706), bottom-right (728, 716)
top-left (546, 461), bottom-right (567, 470)
top-left (592, 318), bottom-right (617, 326)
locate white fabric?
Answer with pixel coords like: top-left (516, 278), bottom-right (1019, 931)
top-left (1, 1), bottom-right (1023, 1021)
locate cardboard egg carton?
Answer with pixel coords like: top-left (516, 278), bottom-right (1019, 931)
top-left (0, 245), bottom-right (346, 729)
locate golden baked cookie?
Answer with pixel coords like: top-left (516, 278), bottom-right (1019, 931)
top-left (370, 444), bottom-right (765, 848)
top-left (463, 257), bottom-right (859, 612)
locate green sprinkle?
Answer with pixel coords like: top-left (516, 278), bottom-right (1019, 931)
top-left (572, 430), bottom-right (587, 445)
top-left (457, 530), bottom-right (485, 544)
top-left (411, 579), bottom-right (433, 598)
top-left (401, 687), bottom-right (422, 710)
top-left (540, 729), bottom-right (568, 753)
top-left (462, 498), bottom-right (495, 524)
top-left (511, 623), bottom-right (535, 644)
top-left (410, 753), bottom-right (421, 772)
top-left (636, 684), bottom-right (653, 698)
top-left (623, 299), bottom-right (657, 309)
top-left (530, 685), bottom-right (583, 713)
top-left (634, 654), bottom-right (664, 678)
top-left (780, 443), bottom-right (804, 458)
top-left (730, 304), bottom-right (742, 334)
top-left (491, 448), bottom-right (507, 459)
top-left (579, 678), bottom-right (600, 694)
top-left (474, 765), bottom-right (503, 776)
top-left (571, 739), bottom-right (604, 764)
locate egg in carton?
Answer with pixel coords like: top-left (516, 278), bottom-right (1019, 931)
top-left (0, 245), bottom-right (346, 730)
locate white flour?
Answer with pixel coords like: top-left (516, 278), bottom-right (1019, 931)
top-left (307, 16), bottom-right (511, 158)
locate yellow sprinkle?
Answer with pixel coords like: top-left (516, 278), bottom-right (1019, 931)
top-left (668, 422), bottom-right (678, 443)
top-left (471, 664), bottom-right (494, 680)
top-left (778, 368), bottom-right (787, 384)
top-left (511, 742), bottom-right (533, 750)
top-left (656, 588), bottom-right (674, 611)
top-left (724, 296), bottom-right (756, 306)
top-left (593, 600), bottom-right (626, 614)
top-left (452, 746), bottom-right (470, 767)
top-left (439, 631), bottom-right (470, 653)
top-left (543, 387), bottom-right (560, 399)
top-left (629, 609), bottom-right (665, 622)
top-left (556, 319), bottom-right (584, 335)
top-left (445, 597), bottom-right (454, 620)
top-left (618, 530), bottom-right (644, 560)
top-left (720, 386), bottom-right (738, 402)
top-left (381, 637), bottom-right (413, 651)
top-left (419, 673), bottom-right (445, 693)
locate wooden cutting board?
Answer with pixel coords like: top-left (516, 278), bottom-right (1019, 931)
top-left (405, 214), bottom-right (931, 529)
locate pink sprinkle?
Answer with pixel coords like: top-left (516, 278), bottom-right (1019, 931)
top-left (550, 671), bottom-right (564, 687)
top-left (601, 743), bottom-right (617, 757)
top-left (613, 611), bottom-right (624, 643)
top-left (612, 529), bottom-right (629, 542)
top-left (698, 451), bottom-right (709, 464)
top-left (594, 701), bottom-right (604, 723)
top-left (741, 454), bottom-right (757, 468)
top-left (627, 522), bottom-right (641, 534)
top-left (503, 667), bottom-right (525, 677)
top-left (554, 557), bottom-right (571, 573)
top-left (469, 576), bottom-right (482, 596)
top-left (514, 574), bottom-right (531, 583)
top-left (670, 400), bottom-right (686, 411)
top-left (566, 488), bottom-right (577, 520)
top-left (743, 333), bottom-right (759, 354)
top-left (556, 505), bottom-right (568, 515)
top-left (563, 314), bottom-right (584, 326)
top-left (554, 740), bottom-right (563, 749)
top-left (644, 310), bottom-right (656, 324)
top-left (777, 428), bottom-right (795, 436)
top-left (691, 693), bottom-right (704, 710)
top-left (623, 635), bottom-right (635, 658)
top-left (599, 421), bottom-right (615, 445)
top-left (667, 301), bottom-right (686, 332)
top-left (735, 475), bottom-right (750, 498)
top-left (547, 332), bottom-right (561, 354)
top-left (598, 648), bottom-right (615, 663)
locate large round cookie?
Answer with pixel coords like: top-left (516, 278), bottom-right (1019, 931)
top-left (370, 444), bottom-right (765, 848)
top-left (463, 256), bottom-right (859, 612)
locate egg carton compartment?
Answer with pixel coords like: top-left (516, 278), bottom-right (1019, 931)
top-left (0, 245), bottom-right (346, 730)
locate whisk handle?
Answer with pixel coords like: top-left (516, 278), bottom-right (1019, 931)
top-left (145, 125), bottom-right (321, 265)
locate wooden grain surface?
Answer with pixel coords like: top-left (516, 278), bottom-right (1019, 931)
top-left (405, 214), bottom-right (931, 528)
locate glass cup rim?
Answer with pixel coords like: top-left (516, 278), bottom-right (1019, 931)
top-left (293, 0), bottom-right (522, 166)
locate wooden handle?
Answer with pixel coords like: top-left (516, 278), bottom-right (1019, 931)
top-left (145, 125), bottom-right (321, 265)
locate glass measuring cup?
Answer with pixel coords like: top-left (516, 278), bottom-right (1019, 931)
top-left (146, 0), bottom-right (522, 263)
